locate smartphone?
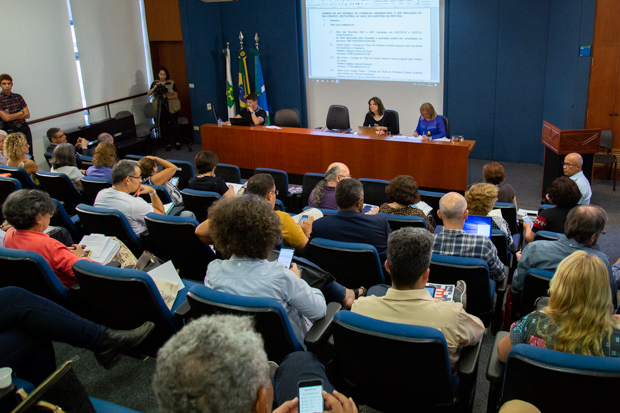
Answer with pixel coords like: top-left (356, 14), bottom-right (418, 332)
top-left (298, 379), bottom-right (323, 413)
top-left (298, 215), bottom-right (309, 224)
top-left (170, 177), bottom-right (180, 187)
top-left (277, 248), bottom-right (295, 269)
top-left (362, 204), bottom-right (377, 214)
top-left (523, 216), bottom-right (532, 225)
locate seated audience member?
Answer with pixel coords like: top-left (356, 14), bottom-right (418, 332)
top-left (5, 132), bottom-right (40, 180)
top-left (512, 206), bottom-right (617, 304)
top-left (94, 160), bottom-right (165, 235)
top-left (235, 92), bottom-right (267, 126)
top-left (1, 286), bottom-right (154, 385)
top-left (308, 162), bottom-right (351, 209)
top-left (499, 251), bottom-right (620, 362)
top-left (483, 161), bottom-right (517, 208)
top-left (352, 227), bottom-right (485, 369)
top-left (433, 192), bottom-right (506, 281)
top-left (45, 127), bottom-right (90, 158)
top-left (86, 141), bottom-right (116, 180)
top-left (465, 183), bottom-right (513, 250)
top-left (205, 196), bottom-right (326, 344)
top-left (50, 142), bottom-right (84, 192)
top-left (378, 174), bottom-right (434, 232)
top-left (412, 102), bottom-right (446, 139)
top-left (153, 315), bottom-right (357, 413)
top-left (0, 129), bottom-right (7, 165)
top-left (563, 152), bottom-right (591, 205)
top-left (363, 96), bottom-right (398, 135)
top-left (524, 176), bottom-right (580, 243)
top-left (305, 178), bottom-right (391, 262)
top-left (138, 155), bottom-right (183, 205)
top-left (187, 150), bottom-right (234, 197)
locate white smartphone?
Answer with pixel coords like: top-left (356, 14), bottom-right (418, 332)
top-left (277, 248), bottom-right (295, 269)
top-left (298, 379), bottom-right (323, 413)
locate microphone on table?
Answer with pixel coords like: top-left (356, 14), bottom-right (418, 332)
top-left (207, 104), bottom-right (218, 123)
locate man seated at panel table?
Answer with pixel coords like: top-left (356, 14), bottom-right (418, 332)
top-left (235, 92), bottom-right (266, 126)
top-left (352, 227), bottom-right (485, 370)
top-left (304, 178), bottom-right (391, 263)
top-left (308, 162), bottom-right (351, 210)
top-left (432, 192), bottom-right (506, 282)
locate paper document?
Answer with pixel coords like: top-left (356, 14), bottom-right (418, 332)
top-left (293, 208), bottom-right (324, 224)
top-left (227, 183), bottom-right (244, 195)
top-left (163, 203), bottom-right (175, 214)
top-left (147, 260), bottom-right (185, 292)
top-left (488, 209), bottom-right (503, 218)
top-left (518, 208), bottom-right (538, 217)
top-left (434, 137), bottom-right (450, 142)
top-left (79, 234), bottom-right (120, 265)
top-left (264, 125), bottom-right (282, 129)
top-left (153, 279), bottom-right (179, 310)
top-left (403, 136), bottom-right (423, 142)
top-left (413, 201), bottom-right (433, 216)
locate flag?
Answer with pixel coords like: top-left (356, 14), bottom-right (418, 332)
top-left (238, 49), bottom-right (250, 109)
top-left (252, 47), bottom-right (271, 125)
top-left (224, 46), bottom-right (236, 119)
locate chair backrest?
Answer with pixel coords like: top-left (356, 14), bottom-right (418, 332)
top-left (73, 260), bottom-right (180, 357)
top-left (115, 110), bottom-right (133, 119)
top-left (44, 151), bottom-right (54, 168)
top-left (385, 109), bottom-right (400, 135)
top-left (143, 102), bottom-right (156, 120)
top-left (0, 165), bottom-right (37, 189)
top-left (419, 189), bottom-right (446, 226)
top-left (533, 230), bottom-right (561, 241)
top-left (306, 238), bottom-right (385, 289)
top-left (186, 285), bottom-right (304, 364)
top-left (377, 213), bottom-right (427, 231)
top-left (502, 344), bottom-right (620, 411)
top-left (166, 159), bottom-right (195, 190)
top-left (537, 203), bottom-right (555, 212)
top-left (80, 176), bottom-right (112, 205)
top-left (124, 154), bottom-right (143, 162)
top-left (302, 172), bottom-right (323, 207)
top-left (255, 167), bottom-right (289, 204)
top-left (36, 171), bottom-right (83, 215)
top-left (273, 108), bottom-right (301, 128)
top-left (359, 178), bottom-right (390, 206)
top-left (491, 229), bottom-right (510, 266)
top-left (139, 184), bottom-right (172, 204)
top-left (50, 198), bottom-right (82, 243)
top-left (326, 105), bottom-right (350, 130)
top-left (144, 213), bottom-right (216, 282)
top-left (0, 247), bottom-right (74, 307)
top-left (0, 176), bottom-right (21, 221)
top-left (181, 189), bottom-right (221, 223)
top-left (215, 163), bottom-right (241, 184)
top-left (75, 203), bottom-right (143, 257)
top-left (332, 311), bottom-right (455, 411)
top-left (441, 115), bottom-right (450, 139)
top-left (493, 202), bottom-right (517, 235)
top-left (600, 130), bottom-right (613, 150)
top-left (429, 254), bottom-right (493, 326)
top-left (519, 268), bottom-right (554, 317)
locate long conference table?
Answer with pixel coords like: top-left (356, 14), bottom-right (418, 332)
top-left (200, 124), bottom-right (475, 191)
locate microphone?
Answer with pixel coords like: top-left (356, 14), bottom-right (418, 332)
top-left (208, 103), bottom-right (218, 122)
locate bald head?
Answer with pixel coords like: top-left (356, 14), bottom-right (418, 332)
top-left (97, 133), bottom-right (114, 144)
top-left (563, 153), bottom-right (583, 177)
top-left (438, 192), bottom-right (468, 228)
top-left (325, 162), bottom-right (351, 186)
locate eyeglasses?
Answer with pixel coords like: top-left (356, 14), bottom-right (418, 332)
top-left (270, 189), bottom-right (279, 196)
top-left (338, 174), bottom-right (352, 179)
top-left (562, 162), bottom-right (576, 167)
top-left (127, 175), bottom-right (142, 181)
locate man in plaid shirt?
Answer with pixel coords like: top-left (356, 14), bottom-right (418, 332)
top-left (433, 192), bottom-right (506, 281)
top-left (0, 74), bottom-right (33, 158)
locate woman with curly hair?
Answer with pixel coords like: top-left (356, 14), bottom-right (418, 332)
top-left (465, 182), bottom-right (513, 250)
top-left (5, 132), bottom-right (40, 180)
top-left (86, 141), bottom-right (116, 180)
top-left (378, 175), bottom-right (434, 232)
top-left (498, 250), bottom-right (620, 361)
top-left (204, 195), bottom-right (326, 344)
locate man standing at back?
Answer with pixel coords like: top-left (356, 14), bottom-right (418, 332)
top-left (0, 74), bottom-right (33, 158)
top-left (433, 192), bottom-right (506, 282)
top-left (352, 227), bottom-right (485, 369)
top-left (563, 152), bottom-right (591, 205)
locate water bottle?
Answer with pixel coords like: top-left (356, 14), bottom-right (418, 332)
top-left (217, 117), bottom-right (222, 127)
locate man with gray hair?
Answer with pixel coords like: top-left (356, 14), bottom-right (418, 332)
top-left (308, 162), bottom-right (351, 209)
top-left (0, 129), bottom-right (7, 165)
top-left (433, 192), bottom-right (506, 281)
top-left (352, 228), bottom-right (485, 369)
top-left (153, 314), bottom-right (358, 413)
top-left (304, 178), bottom-right (390, 262)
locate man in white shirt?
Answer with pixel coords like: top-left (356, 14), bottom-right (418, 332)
top-left (352, 227), bottom-right (485, 370)
top-left (0, 129), bottom-right (7, 165)
top-left (563, 152), bottom-right (591, 205)
top-left (94, 160), bottom-right (164, 235)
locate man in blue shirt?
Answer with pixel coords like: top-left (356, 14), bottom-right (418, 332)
top-left (563, 152), bottom-right (591, 205)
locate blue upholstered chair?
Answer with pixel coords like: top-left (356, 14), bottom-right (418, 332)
top-left (80, 176), bottom-right (112, 205)
top-left (254, 167), bottom-right (290, 205)
top-left (166, 158), bottom-right (195, 190)
top-left (518, 268), bottom-right (554, 319)
top-left (377, 213), bottom-right (427, 231)
top-left (144, 213), bottom-right (216, 282)
top-left (215, 163), bottom-right (241, 184)
top-left (138, 184), bottom-right (172, 204)
top-left (36, 171), bottom-right (83, 215)
top-left (302, 172), bottom-right (323, 207)
top-left (331, 311), bottom-right (481, 412)
top-left (0, 165), bottom-right (37, 189)
top-left (72, 260), bottom-right (200, 357)
top-left (123, 154), bottom-right (142, 162)
top-left (359, 178), bottom-right (390, 206)
top-left (180, 189), bottom-right (221, 223)
top-left (50, 198), bottom-right (82, 243)
top-left (419, 189), bottom-right (446, 226)
top-left (306, 238), bottom-right (386, 289)
top-left (75, 204), bottom-right (143, 257)
top-left (493, 202), bottom-right (518, 235)
top-left (487, 336), bottom-right (620, 412)
top-left (0, 247), bottom-right (76, 309)
top-left (0, 176), bottom-right (22, 221)
top-left (533, 230), bottom-right (561, 241)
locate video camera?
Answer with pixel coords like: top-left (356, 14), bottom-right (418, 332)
top-left (153, 82), bottom-right (170, 99)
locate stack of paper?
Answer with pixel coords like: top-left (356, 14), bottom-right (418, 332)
top-left (413, 201), bottom-right (433, 216)
top-left (147, 261), bottom-right (185, 310)
top-left (79, 234), bottom-right (121, 265)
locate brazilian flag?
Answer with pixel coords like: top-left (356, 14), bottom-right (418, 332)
top-left (238, 49), bottom-right (250, 109)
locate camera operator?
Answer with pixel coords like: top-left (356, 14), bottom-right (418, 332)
top-left (148, 67), bottom-right (181, 151)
